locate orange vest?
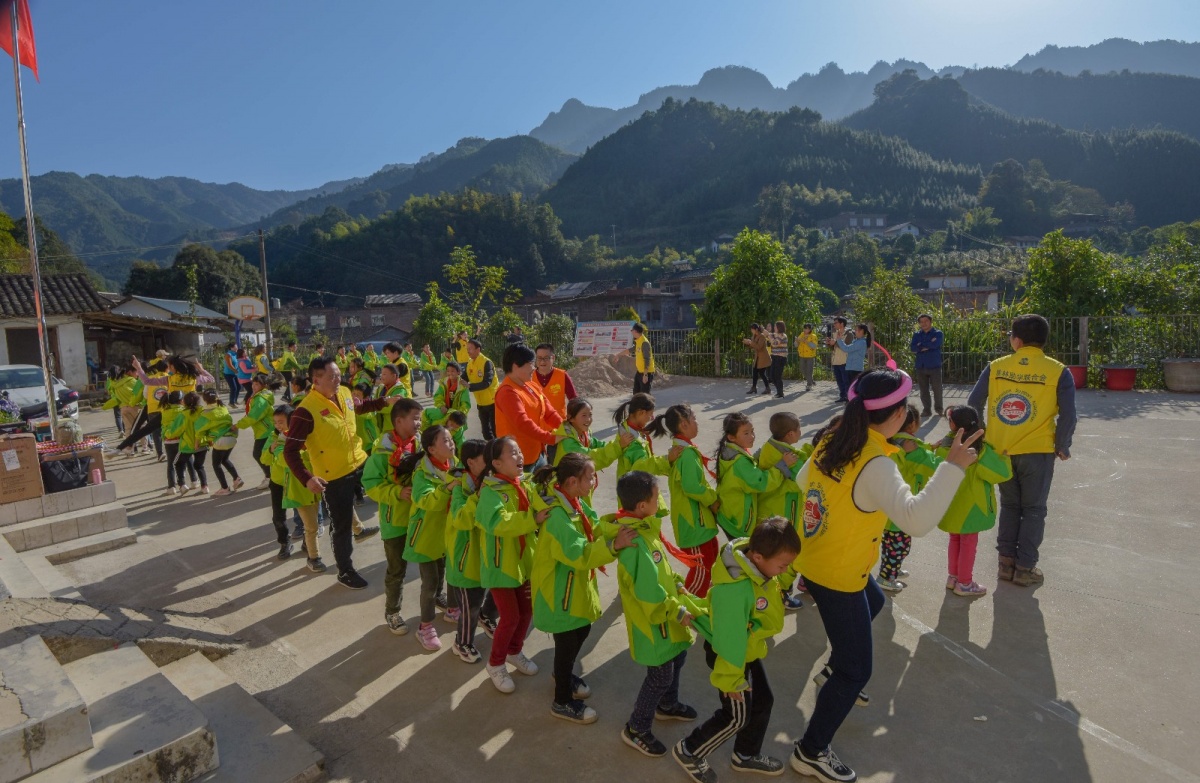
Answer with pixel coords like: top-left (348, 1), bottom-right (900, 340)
top-left (495, 376), bottom-right (559, 465)
top-left (535, 368), bottom-right (569, 419)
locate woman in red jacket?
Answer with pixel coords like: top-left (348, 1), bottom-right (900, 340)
top-left (495, 343), bottom-right (563, 473)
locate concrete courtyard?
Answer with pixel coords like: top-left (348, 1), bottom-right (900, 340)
top-left (52, 378), bottom-right (1200, 783)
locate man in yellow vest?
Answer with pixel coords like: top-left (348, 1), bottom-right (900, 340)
top-left (630, 323), bottom-right (655, 394)
top-left (284, 356), bottom-right (393, 590)
top-left (967, 314), bottom-right (1077, 587)
top-left (465, 339), bottom-right (499, 439)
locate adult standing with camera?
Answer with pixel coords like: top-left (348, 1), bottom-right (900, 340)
top-left (769, 320), bottom-right (788, 398)
top-left (826, 317), bottom-right (850, 403)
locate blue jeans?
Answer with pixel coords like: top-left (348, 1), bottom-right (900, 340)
top-left (224, 374), bottom-right (240, 406)
top-left (799, 575), bottom-right (885, 754)
top-left (423, 369), bottom-right (436, 395)
top-left (832, 365), bottom-right (849, 400)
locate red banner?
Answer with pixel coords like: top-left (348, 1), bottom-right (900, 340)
top-left (0, 0), bottom-right (38, 81)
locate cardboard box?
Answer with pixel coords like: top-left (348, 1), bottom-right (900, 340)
top-left (0, 433), bottom-right (45, 504)
top-left (39, 446), bottom-right (106, 483)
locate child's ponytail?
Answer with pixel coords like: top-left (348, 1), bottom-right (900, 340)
top-left (393, 425), bottom-right (446, 481)
top-left (645, 404), bottom-right (691, 439)
top-left (532, 452), bottom-right (592, 495)
top-left (714, 412), bottom-right (749, 482)
top-left (612, 392), bottom-right (655, 426)
top-left (946, 406), bottom-right (983, 440)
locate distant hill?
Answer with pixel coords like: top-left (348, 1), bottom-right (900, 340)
top-left (958, 68), bottom-right (1200, 140)
top-left (842, 74), bottom-right (1200, 226)
top-left (1012, 39), bottom-right (1200, 77)
top-left (540, 98), bottom-right (981, 247)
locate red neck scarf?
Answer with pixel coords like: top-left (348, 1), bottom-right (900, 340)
top-left (494, 473), bottom-right (531, 554)
top-left (442, 380), bottom-right (458, 410)
top-left (614, 510), bottom-right (700, 567)
top-left (570, 423), bottom-right (590, 449)
top-left (626, 421), bottom-right (654, 455)
top-left (388, 435), bottom-right (418, 468)
top-left (427, 456), bottom-right (451, 474)
top-left (675, 436), bottom-right (717, 481)
top-left (558, 485), bottom-right (606, 575)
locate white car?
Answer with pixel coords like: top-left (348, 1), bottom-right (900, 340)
top-left (0, 364), bottom-right (80, 421)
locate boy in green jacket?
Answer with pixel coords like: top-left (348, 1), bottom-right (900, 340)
top-left (756, 412), bottom-right (812, 609)
top-left (614, 471), bottom-right (707, 759)
top-left (672, 517), bottom-right (800, 782)
top-left (715, 413), bottom-right (794, 539)
top-left (878, 405), bottom-right (942, 592)
top-left (421, 361), bottom-right (471, 429)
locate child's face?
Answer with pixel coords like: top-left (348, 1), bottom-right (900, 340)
top-left (273, 414), bottom-right (288, 433)
top-left (466, 454), bottom-right (486, 476)
top-left (749, 548), bottom-right (798, 578)
top-left (446, 420), bottom-right (462, 435)
top-left (630, 408), bottom-right (655, 429)
top-left (570, 405), bottom-right (594, 430)
top-left (394, 410), bottom-right (421, 440)
top-left (428, 429), bottom-right (455, 462)
top-left (731, 422), bottom-right (756, 451)
top-left (446, 367), bottom-right (460, 382)
top-left (492, 440), bottom-right (523, 478)
top-left (561, 463), bottom-right (597, 498)
top-left (352, 389), bottom-right (365, 402)
top-left (903, 419), bottom-right (920, 435)
top-left (677, 411), bottom-right (699, 440)
top-left (631, 484), bottom-right (660, 518)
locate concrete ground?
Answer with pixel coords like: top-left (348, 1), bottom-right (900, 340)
top-left (55, 379), bottom-right (1200, 783)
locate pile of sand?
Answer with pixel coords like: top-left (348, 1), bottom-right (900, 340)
top-left (569, 355), bottom-right (672, 399)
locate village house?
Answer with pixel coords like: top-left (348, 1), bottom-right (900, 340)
top-left (513, 280), bottom-right (672, 329)
top-left (273, 293), bottom-right (422, 347)
top-left (817, 212), bottom-right (890, 238)
top-left (914, 273), bottom-right (999, 314)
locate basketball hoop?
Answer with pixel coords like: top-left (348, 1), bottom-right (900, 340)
top-left (228, 296), bottom-right (267, 321)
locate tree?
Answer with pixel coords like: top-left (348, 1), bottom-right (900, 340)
top-left (1123, 237), bottom-right (1200, 315)
top-left (124, 244), bottom-right (259, 312)
top-left (528, 313), bottom-right (578, 360)
top-left (1025, 231), bottom-right (1127, 317)
top-left (409, 283), bottom-right (466, 348)
top-left (443, 245), bottom-right (520, 325)
top-left (807, 233), bottom-right (883, 296)
top-left (483, 306), bottom-right (526, 338)
top-left (851, 267), bottom-right (927, 330)
top-left (697, 229), bottom-right (827, 343)
top-left (611, 305), bottom-right (641, 323)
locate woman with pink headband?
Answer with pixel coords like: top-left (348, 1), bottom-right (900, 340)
top-left (787, 369), bottom-right (982, 783)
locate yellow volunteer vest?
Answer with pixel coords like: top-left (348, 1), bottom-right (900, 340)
top-left (396, 358), bottom-right (413, 395)
top-left (985, 347), bottom-right (1063, 456)
top-left (466, 353), bottom-right (499, 406)
top-left (168, 372), bottom-right (197, 397)
top-left (797, 334), bottom-right (818, 359)
top-left (633, 334), bottom-right (655, 373)
top-left (454, 341), bottom-right (470, 364)
top-left (297, 386), bottom-right (367, 481)
top-left (145, 372), bottom-right (167, 413)
top-left (798, 429), bottom-right (895, 592)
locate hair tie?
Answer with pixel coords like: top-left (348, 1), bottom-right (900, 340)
top-left (848, 371), bottom-right (913, 411)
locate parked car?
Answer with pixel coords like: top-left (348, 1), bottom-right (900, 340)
top-left (0, 364), bottom-right (80, 421)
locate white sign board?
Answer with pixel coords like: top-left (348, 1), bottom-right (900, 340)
top-left (572, 321), bottom-right (636, 357)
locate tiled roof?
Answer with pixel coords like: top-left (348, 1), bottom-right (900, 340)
top-left (0, 274), bottom-right (110, 318)
top-left (128, 295), bottom-right (228, 321)
top-left (659, 267), bottom-right (716, 282)
top-left (364, 293), bottom-right (421, 306)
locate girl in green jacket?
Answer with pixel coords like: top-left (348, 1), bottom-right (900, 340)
top-left (554, 398), bottom-right (631, 503)
top-left (262, 406), bottom-right (296, 561)
top-left (447, 439), bottom-right (488, 664)
top-left (475, 435), bottom-right (550, 694)
top-left (646, 404), bottom-right (721, 597)
top-left (194, 389), bottom-right (242, 496)
top-left (160, 391), bottom-right (197, 497)
top-left (937, 407), bottom-right (1013, 597)
top-left (613, 393), bottom-right (678, 519)
top-left (715, 413), bottom-right (794, 540)
top-left (878, 405), bottom-right (941, 593)
top-left (531, 453), bottom-right (637, 725)
top-left (236, 373), bottom-right (279, 488)
top-left (173, 391), bottom-right (210, 495)
top-left (395, 425), bottom-right (460, 651)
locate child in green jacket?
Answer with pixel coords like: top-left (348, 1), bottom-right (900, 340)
top-left (422, 361), bottom-right (471, 429)
top-left (614, 471), bottom-right (707, 759)
top-left (938, 407), bottom-right (1013, 597)
top-left (672, 517), bottom-right (800, 780)
top-left (262, 406), bottom-right (296, 561)
top-left (715, 413), bottom-right (795, 540)
top-left (756, 412), bottom-right (813, 609)
top-left (236, 373), bottom-right (279, 488)
top-left (879, 405), bottom-right (942, 593)
top-left (351, 383), bottom-right (381, 455)
top-left (446, 439), bottom-right (488, 664)
top-left (613, 394), bottom-right (677, 519)
top-left (169, 392), bottom-right (209, 495)
top-left (270, 409), bottom-right (326, 572)
top-left (159, 391), bottom-right (197, 497)
top-left (646, 404), bottom-right (721, 597)
top-left (476, 435), bottom-right (551, 694)
top-left (361, 398), bottom-right (423, 637)
top-left (554, 398), bottom-right (632, 505)
top-left (531, 453), bottom-right (637, 725)
top-left (395, 425), bottom-right (460, 652)
top-left (194, 390), bottom-right (242, 496)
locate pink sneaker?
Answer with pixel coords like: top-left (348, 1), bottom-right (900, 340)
top-left (443, 607), bottom-right (462, 625)
top-left (213, 488), bottom-right (232, 497)
top-left (417, 622), bottom-right (442, 651)
top-left (953, 581), bottom-right (988, 597)
top-left (946, 575), bottom-right (957, 590)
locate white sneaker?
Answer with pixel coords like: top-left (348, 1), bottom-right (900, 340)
top-left (486, 663), bottom-right (516, 694)
top-left (162, 487), bottom-right (179, 497)
top-left (256, 478), bottom-right (270, 491)
top-left (506, 652), bottom-right (539, 676)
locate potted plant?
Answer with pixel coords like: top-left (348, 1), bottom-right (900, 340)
top-left (1163, 358), bottom-right (1200, 393)
top-left (1100, 363), bottom-right (1143, 391)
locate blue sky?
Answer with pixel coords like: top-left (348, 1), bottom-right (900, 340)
top-left (0, 0), bottom-right (1196, 190)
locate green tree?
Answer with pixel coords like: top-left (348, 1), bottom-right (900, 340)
top-left (443, 245), bottom-right (521, 325)
top-left (851, 267), bottom-right (927, 329)
top-left (409, 283), bottom-right (466, 348)
top-left (124, 244), bottom-right (259, 312)
top-left (529, 313), bottom-right (578, 362)
top-left (483, 306), bottom-right (526, 338)
top-left (1026, 231), bottom-right (1127, 317)
top-left (697, 229), bottom-right (827, 343)
top-left (807, 232), bottom-right (883, 296)
top-left (611, 305), bottom-right (641, 323)
top-left (1123, 237), bottom-right (1200, 315)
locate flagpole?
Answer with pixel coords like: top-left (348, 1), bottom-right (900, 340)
top-left (10, 0), bottom-right (57, 435)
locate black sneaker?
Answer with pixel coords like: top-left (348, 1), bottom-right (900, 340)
top-left (552, 673), bottom-right (592, 699)
top-left (354, 525), bottom-right (379, 541)
top-left (621, 724), bottom-right (666, 757)
top-left (289, 528), bottom-right (304, 541)
top-left (731, 752), bottom-right (784, 776)
top-left (790, 745), bottom-right (856, 782)
top-left (337, 570), bottom-right (368, 590)
top-left (306, 557), bottom-right (327, 573)
top-left (655, 702), bottom-right (698, 721)
top-left (673, 741), bottom-right (717, 783)
top-left (385, 612), bottom-right (409, 636)
top-left (812, 665), bottom-right (869, 707)
top-left (550, 699), bottom-right (598, 725)
top-left (783, 590), bottom-right (805, 610)
top-left (434, 592), bottom-right (449, 609)
top-left (277, 541), bottom-right (293, 560)
top-left (478, 616), bottom-right (498, 638)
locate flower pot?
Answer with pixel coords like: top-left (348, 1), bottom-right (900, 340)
top-left (1101, 365), bottom-right (1140, 391)
top-left (1066, 365), bottom-right (1087, 389)
top-left (1162, 358), bottom-right (1200, 393)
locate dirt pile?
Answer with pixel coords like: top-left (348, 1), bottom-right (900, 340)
top-left (569, 355), bottom-right (672, 399)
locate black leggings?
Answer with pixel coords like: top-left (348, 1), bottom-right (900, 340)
top-left (177, 449), bottom-right (209, 488)
top-left (750, 366), bottom-right (772, 391)
top-left (553, 624), bottom-right (592, 705)
top-left (211, 448), bottom-right (240, 490)
top-left (455, 586), bottom-right (485, 648)
top-left (165, 442), bottom-right (197, 488)
top-left (252, 436), bottom-right (270, 478)
top-left (269, 481), bottom-right (288, 544)
top-left (118, 409), bottom-right (163, 456)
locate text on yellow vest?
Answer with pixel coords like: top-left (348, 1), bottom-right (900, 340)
top-left (985, 347), bottom-right (1063, 456)
top-left (298, 385), bottom-right (367, 481)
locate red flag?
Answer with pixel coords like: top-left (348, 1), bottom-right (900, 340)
top-left (0, 0), bottom-right (38, 82)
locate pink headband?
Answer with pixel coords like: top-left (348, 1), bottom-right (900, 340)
top-left (847, 371), bottom-right (913, 410)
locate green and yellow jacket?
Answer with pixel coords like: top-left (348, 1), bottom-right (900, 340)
top-left (716, 443), bottom-right (784, 539)
top-left (104, 375), bottom-right (144, 409)
top-left (532, 488), bottom-right (619, 634)
top-left (886, 433), bottom-right (942, 532)
top-left (277, 438), bottom-right (317, 509)
top-left (755, 439), bottom-right (810, 527)
top-left (704, 539), bottom-right (787, 693)
top-left (403, 455), bottom-right (455, 563)
top-left (617, 422), bottom-right (670, 518)
top-left (194, 404), bottom-right (236, 448)
top-left (361, 348), bottom-right (381, 373)
top-left (476, 474), bottom-right (545, 589)
top-left (160, 404), bottom-right (185, 444)
top-left (275, 351), bottom-right (302, 372)
top-left (613, 512), bottom-right (706, 667)
top-left (554, 424), bottom-right (622, 469)
top-left (261, 429), bottom-right (288, 485)
top-left (446, 472), bottom-right (482, 589)
top-left (373, 380), bottom-right (409, 434)
top-left (355, 398), bottom-right (380, 454)
top-left (421, 379), bottom-right (471, 429)
top-left (667, 437), bottom-right (720, 549)
top-left (236, 389), bottom-right (275, 439)
top-left (935, 438), bottom-right (1012, 535)
top-left (361, 431), bottom-right (417, 540)
top-left (165, 408), bottom-right (202, 453)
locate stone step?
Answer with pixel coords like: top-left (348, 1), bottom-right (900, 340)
top-left (0, 534), bottom-right (49, 600)
top-left (0, 636), bottom-right (92, 783)
top-left (0, 482), bottom-right (118, 528)
top-left (27, 644), bottom-right (218, 783)
top-left (161, 654), bottom-right (324, 783)
top-left (37, 528), bottom-right (137, 566)
top-left (0, 503), bottom-right (128, 554)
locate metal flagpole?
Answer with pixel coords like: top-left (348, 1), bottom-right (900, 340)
top-left (9, 1), bottom-right (57, 435)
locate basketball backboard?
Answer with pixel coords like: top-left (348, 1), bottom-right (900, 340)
top-left (227, 296), bottom-right (266, 321)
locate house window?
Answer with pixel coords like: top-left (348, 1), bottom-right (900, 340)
top-left (876, 218), bottom-right (884, 227)
top-left (692, 281), bottom-right (707, 293)
top-left (606, 305), bottom-right (622, 319)
top-left (309, 314), bottom-right (326, 329)
top-left (648, 310), bottom-right (661, 322)
top-left (340, 315), bottom-right (361, 328)
top-left (664, 283), bottom-right (680, 294)
top-left (849, 218), bottom-right (858, 227)
top-left (287, 316), bottom-right (297, 328)
top-left (371, 314), bottom-right (385, 327)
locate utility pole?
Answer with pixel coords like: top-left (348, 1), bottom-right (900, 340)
top-left (611, 224), bottom-right (617, 255)
top-left (258, 229), bottom-right (273, 352)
